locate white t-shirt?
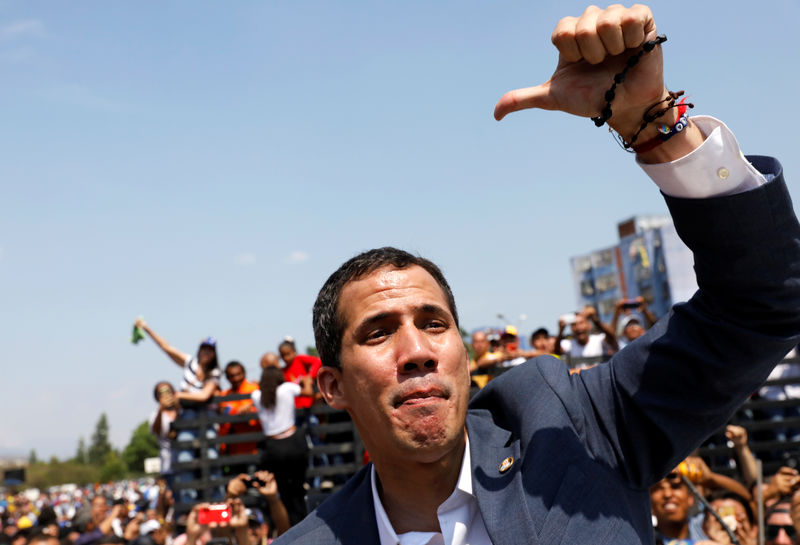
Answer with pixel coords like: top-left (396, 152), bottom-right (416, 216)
top-left (148, 409), bottom-right (176, 473)
top-left (179, 355), bottom-right (221, 393)
top-left (252, 382), bottom-right (301, 436)
top-left (561, 333), bottom-right (607, 359)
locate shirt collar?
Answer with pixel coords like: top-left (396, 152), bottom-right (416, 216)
top-left (370, 436), bottom-right (473, 545)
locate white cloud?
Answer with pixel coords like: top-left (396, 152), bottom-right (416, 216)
top-left (285, 250), bottom-right (309, 264)
top-left (0, 19), bottom-right (45, 40)
top-left (234, 252), bottom-right (256, 266)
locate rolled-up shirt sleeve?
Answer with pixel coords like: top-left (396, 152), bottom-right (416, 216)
top-left (638, 115), bottom-right (768, 198)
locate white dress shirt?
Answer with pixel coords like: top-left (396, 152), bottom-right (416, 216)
top-left (370, 115), bottom-right (769, 545)
top-left (372, 436), bottom-right (492, 545)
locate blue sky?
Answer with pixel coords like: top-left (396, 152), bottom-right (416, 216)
top-left (1, 1), bottom-right (798, 460)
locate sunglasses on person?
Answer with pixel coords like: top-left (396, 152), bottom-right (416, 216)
top-left (766, 524), bottom-right (797, 540)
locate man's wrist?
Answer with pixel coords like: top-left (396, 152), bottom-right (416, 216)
top-left (608, 89), bottom-right (706, 164)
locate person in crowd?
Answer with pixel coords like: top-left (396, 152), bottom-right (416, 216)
top-left (259, 353), bottom-right (281, 370)
top-left (134, 318), bottom-right (223, 502)
top-left (725, 425), bottom-right (759, 490)
top-left (226, 471), bottom-right (291, 539)
top-left (765, 499), bottom-right (799, 545)
top-left (612, 296), bottom-right (658, 348)
top-left (128, 518), bottom-right (166, 545)
top-left (26, 531), bottom-right (58, 545)
top-left (702, 490), bottom-right (757, 545)
top-left (252, 367), bottom-right (313, 527)
top-left (178, 499), bottom-right (247, 545)
top-left (278, 339), bottom-right (321, 413)
top-left (149, 382), bottom-right (178, 485)
top-left (468, 330), bottom-right (503, 387)
top-left (554, 304), bottom-right (619, 368)
top-left (218, 361), bottom-right (262, 475)
top-left (134, 319), bottom-right (221, 404)
top-left (650, 469), bottom-right (720, 544)
top-left (497, 325), bottom-right (543, 367)
top-left (274, 5), bottom-right (800, 543)
top-left (73, 497), bottom-right (124, 545)
top-left (761, 467), bottom-right (800, 505)
top-left (530, 327), bottom-right (556, 354)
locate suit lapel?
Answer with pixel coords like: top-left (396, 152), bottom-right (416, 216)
top-left (466, 411), bottom-right (539, 545)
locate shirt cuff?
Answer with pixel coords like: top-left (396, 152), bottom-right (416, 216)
top-left (637, 115), bottom-right (768, 198)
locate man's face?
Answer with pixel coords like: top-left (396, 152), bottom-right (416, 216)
top-left (225, 365), bottom-right (245, 390)
top-left (650, 474), bottom-right (693, 528)
top-left (766, 507), bottom-right (798, 545)
top-left (472, 331), bottom-right (489, 357)
top-left (318, 265), bottom-right (470, 466)
top-left (624, 321), bottom-right (645, 341)
top-left (571, 313), bottom-right (591, 344)
top-left (704, 497), bottom-right (754, 543)
top-left (279, 345), bottom-right (296, 366)
top-left (531, 333), bottom-right (548, 352)
top-left (91, 496), bottom-right (108, 524)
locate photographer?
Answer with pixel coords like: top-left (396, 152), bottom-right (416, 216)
top-left (149, 382), bottom-right (179, 484)
top-left (226, 472), bottom-right (290, 539)
top-left (611, 296), bottom-right (658, 348)
top-left (554, 305), bottom-right (618, 365)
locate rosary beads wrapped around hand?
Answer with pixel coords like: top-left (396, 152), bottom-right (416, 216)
top-left (590, 34), bottom-right (694, 152)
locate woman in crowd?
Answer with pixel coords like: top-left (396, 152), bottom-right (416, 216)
top-left (252, 367), bottom-right (313, 526)
top-left (135, 318), bottom-right (222, 502)
top-left (135, 319), bottom-right (221, 404)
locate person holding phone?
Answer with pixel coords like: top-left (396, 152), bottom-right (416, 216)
top-left (149, 381), bottom-right (179, 483)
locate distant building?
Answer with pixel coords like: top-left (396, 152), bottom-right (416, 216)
top-left (569, 215), bottom-right (697, 325)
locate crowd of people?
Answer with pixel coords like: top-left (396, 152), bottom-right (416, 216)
top-left (0, 471), bottom-right (291, 545)
top-left (468, 297), bottom-right (656, 385)
top-left (2, 298), bottom-right (799, 545)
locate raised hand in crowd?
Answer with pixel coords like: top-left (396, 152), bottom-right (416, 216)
top-left (123, 511), bottom-right (145, 542)
top-left (762, 466), bottom-right (800, 502)
top-left (679, 455), bottom-right (751, 501)
top-left (226, 472), bottom-right (290, 537)
top-left (725, 425), bottom-right (759, 488)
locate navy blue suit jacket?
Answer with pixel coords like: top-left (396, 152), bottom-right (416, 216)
top-left (277, 156), bottom-right (800, 545)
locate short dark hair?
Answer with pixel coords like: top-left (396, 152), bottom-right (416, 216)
top-left (530, 327), bottom-right (549, 341)
top-left (706, 489), bottom-right (755, 526)
top-left (312, 247), bottom-right (459, 369)
top-left (225, 361), bottom-right (244, 374)
top-left (152, 381), bottom-right (174, 402)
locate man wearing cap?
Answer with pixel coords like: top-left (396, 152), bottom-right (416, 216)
top-left (613, 297), bottom-right (658, 349)
top-left (275, 4), bottom-right (800, 545)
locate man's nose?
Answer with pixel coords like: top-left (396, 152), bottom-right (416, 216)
top-left (396, 325), bottom-right (437, 373)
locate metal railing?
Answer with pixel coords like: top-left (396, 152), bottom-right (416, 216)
top-left (171, 355), bottom-right (800, 518)
top-left (170, 393), bottom-right (364, 519)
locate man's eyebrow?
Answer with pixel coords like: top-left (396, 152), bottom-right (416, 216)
top-left (419, 303), bottom-right (449, 317)
top-left (352, 304), bottom-right (451, 334)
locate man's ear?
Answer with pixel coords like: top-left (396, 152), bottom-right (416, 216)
top-left (317, 366), bottom-right (348, 410)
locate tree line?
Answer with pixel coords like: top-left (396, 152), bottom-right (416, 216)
top-left (25, 413), bottom-right (159, 489)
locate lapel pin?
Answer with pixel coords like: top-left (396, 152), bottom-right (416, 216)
top-left (499, 457), bottom-right (514, 473)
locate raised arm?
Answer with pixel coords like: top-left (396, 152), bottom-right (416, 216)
top-left (494, 4), bottom-right (705, 163)
top-left (176, 380), bottom-right (218, 403)
top-left (493, 4), bottom-right (800, 488)
top-left (135, 318), bottom-right (190, 367)
top-left (584, 305), bottom-right (618, 353)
